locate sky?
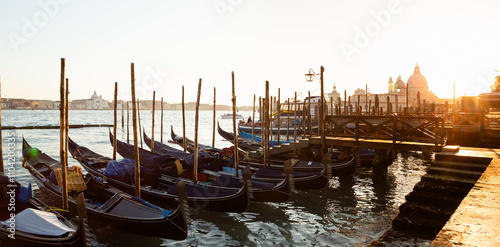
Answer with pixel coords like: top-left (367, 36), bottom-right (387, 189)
top-left (1, 0), bottom-right (500, 106)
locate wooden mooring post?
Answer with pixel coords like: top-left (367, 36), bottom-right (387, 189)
top-left (212, 87), bottom-right (216, 147)
top-left (308, 91), bottom-right (311, 137)
top-left (131, 63), bottom-right (141, 198)
top-left (0, 77), bottom-right (3, 173)
top-left (127, 101), bottom-right (130, 143)
top-left (59, 58), bottom-right (69, 210)
top-left (264, 81), bottom-right (270, 168)
top-left (113, 82), bottom-right (118, 160)
top-left (182, 86), bottom-right (187, 152)
top-left (287, 98), bottom-right (290, 140)
top-left (137, 98), bottom-right (143, 148)
top-left (293, 92), bottom-right (297, 158)
top-left (277, 89), bottom-right (281, 145)
top-left (231, 72), bottom-right (239, 177)
top-left (193, 79), bottom-right (202, 182)
top-left (122, 102), bottom-right (124, 128)
top-left (252, 94), bottom-right (255, 142)
top-left (161, 97), bottom-right (164, 143)
top-left (151, 91), bottom-right (155, 153)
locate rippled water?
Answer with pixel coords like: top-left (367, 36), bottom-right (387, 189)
top-left (1, 110), bottom-right (429, 246)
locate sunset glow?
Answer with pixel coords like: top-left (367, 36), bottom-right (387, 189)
top-left (1, 0), bottom-right (500, 105)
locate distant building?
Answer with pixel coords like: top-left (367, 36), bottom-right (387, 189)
top-left (329, 63), bottom-right (440, 112)
top-left (70, 91), bottom-right (110, 110)
top-left (326, 84), bottom-right (341, 104)
top-left (1, 100), bottom-right (12, 109)
top-left (37, 100), bottom-right (53, 109)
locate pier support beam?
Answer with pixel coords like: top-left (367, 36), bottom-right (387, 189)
top-left (373, 149), bottom-right (392, 175)
top-left (297, 145), bottom-right (314, 161)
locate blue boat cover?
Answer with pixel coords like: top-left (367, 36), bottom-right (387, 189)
top-left (238, 130), bottom-right (292, 147)
top-left (104, 159), bottom-right (137, 184)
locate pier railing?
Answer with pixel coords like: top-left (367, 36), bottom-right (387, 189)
top-left (324, 115), bottom-right (445, 145)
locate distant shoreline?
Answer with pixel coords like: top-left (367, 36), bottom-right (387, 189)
top-left (1, 108), bottom-right (253, 111)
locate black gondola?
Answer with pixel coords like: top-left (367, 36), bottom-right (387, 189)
top-left (69, 137), bottom-right (252, 211)
top-left (217, 122), bottom-right (261, 152)
top-left (167, 128), bottom-right (330, 190)
top-left (1, 175), bottom-right (89, 246)
top-left (21, 137), bottom-right (189, 240)
top-left (108, 132), bottom-right (290, 203)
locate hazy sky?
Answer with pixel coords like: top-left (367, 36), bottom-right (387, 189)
top-left (2, 0), bottom-right (500, 106)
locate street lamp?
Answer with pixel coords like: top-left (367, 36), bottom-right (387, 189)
top-left (305, 66), bottom-right (326, 156)
top-left (305, 69), bottom-right (319, 82)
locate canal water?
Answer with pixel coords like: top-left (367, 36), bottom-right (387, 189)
top-left (2, 110), bottom-right (430, 246)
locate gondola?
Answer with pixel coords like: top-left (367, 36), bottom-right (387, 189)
top-left (0, 175), bottom-right (89, 246)
top-left (166, 129), bottom-right (330, 190)
top-left (110, 132), bottom-right (290, 203)
top-left (69, 137), bottom-right (252, 210)
top-left (22, 138), bottom-right (189, 240)
top-left (170, 125), bottom-right (216, 153)
top-left (217, 122), bottom-right (261, 152)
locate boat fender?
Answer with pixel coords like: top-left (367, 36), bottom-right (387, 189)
top-left (176, 181), bottom-right (190, 225)
top-left (322, 152), bottom-right (332, 179)
top-left (242, 166), bottom-right (253, 199)
top-left (284, 160), bottom-right (296, 192)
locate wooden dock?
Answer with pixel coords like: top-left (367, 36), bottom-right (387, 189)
top-left (308, 136), bottom-right (442, 152)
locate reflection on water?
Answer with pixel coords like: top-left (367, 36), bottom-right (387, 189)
top-left (2, 110), bottom-right (429, 246)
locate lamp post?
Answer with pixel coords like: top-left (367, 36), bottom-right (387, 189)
top-left (305, 66), bottom-right (326, 156)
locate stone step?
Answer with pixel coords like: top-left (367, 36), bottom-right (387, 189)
top-left (431, 160), bottom-right (489, 172)
top-left (412, 180), bottom-right (471, 198)
top-left (420, 173), bottom-right (477, 190)
top-left (434, 154), bottom-right (492, 165)
top-left (398, 203), bottom-right (455, 223)
top-left (405, 191), bottom-right (463, 210)
top-left (391, 213), bottom-right (446, 239)
top-left (427, 166), bottom-right (483, 180)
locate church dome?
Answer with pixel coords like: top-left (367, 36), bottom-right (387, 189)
top-left (407, 64), bottom-right (428, 88)
top-left (90, 90), bottom-right (99, 99)
top-left (395, 75), bottom-right (406, 89)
